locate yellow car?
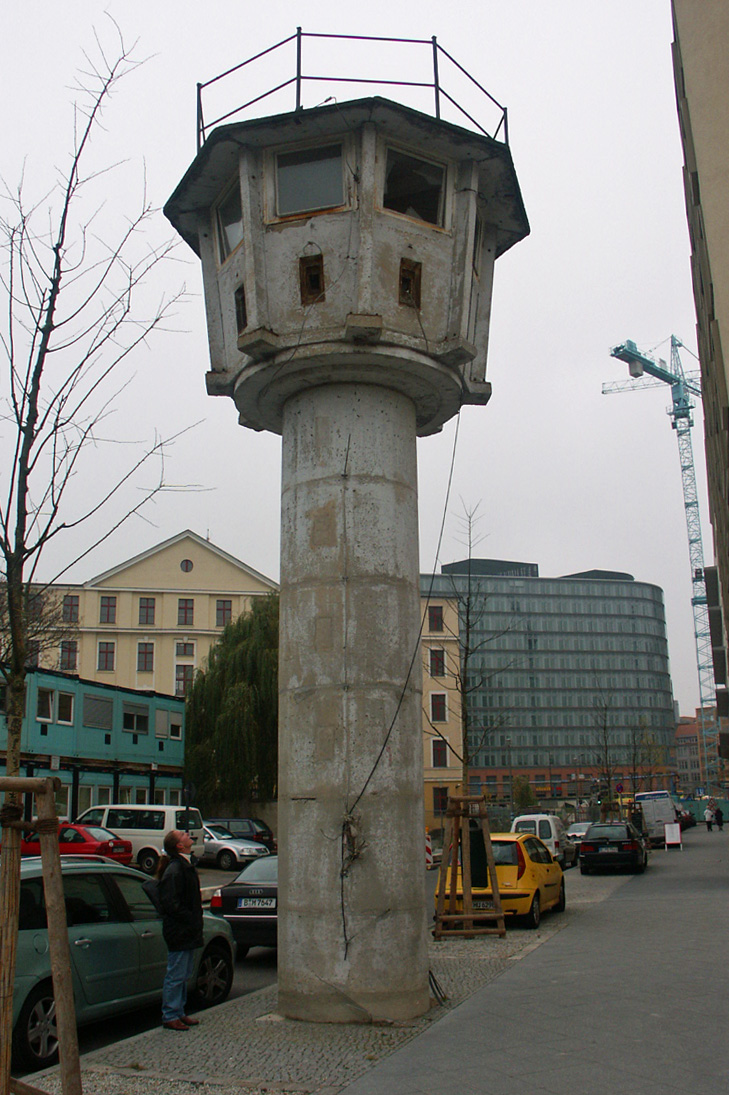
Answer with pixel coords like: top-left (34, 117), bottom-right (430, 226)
top-left (435, 832), bottom-right (565, 929)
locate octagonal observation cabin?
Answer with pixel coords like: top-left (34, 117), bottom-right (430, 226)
top-left (164, 30), bottom-right (530, 437)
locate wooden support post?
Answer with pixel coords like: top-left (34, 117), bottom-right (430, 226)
top-left (35, 778), bottom-right (82, 1095)
top-left (0, 776), bottom-right (82, 1095)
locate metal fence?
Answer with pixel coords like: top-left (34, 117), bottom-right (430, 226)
top-left (196, 28), bottom-right (508, 151)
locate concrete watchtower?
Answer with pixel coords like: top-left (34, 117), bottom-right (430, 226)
top-left (166, 62), bottom-right (528, 1022)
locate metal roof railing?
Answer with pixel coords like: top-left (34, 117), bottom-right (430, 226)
top-left (196, 28), bottom-right (508, 151)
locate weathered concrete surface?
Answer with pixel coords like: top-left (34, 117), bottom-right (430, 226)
top-left (278, 383), bottom-right (429, 1021)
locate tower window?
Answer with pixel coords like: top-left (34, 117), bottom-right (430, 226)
top-left (299, 255), bottom-right (325, 305)
top-left (276, 144), bottom-right (343, 216)
top-left (216, 181), bottom-right (243, 262)
top-left (384, 148), bottom-right (446, 226)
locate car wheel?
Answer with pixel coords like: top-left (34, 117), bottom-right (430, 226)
top-left (192, 943), bottom-right (234, 1008)
top-left (555, 879), bottom-right (566, 913)
top-left (580, 864), bottom-right (590, 875)
top-left (217, 849), bottom-right (235, 871)
top-left (137, 849), bottom-right (159, 875)
top-left (637, 853), bottom-right (647, 873)
top-left (525, 891), bottom-right (541, 929)
top-left (12, 981), bottom-right (58, 1071)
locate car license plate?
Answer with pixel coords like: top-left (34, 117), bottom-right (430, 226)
top-left (473, 899), bottom-right (495, 910)
top-left (599, 847), bottom-right (618, 853)
top-left (237, 897), bottom-right (275, 909)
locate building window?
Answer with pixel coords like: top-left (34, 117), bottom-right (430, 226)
top-left (383, 148), bottom-right (446, 226)
top-left (177, 599), bottom-right (194, 626)
top-left (26, 641), bottom-right (40, 668)
top-left (175, 665), bottom-right (195, 697)
top-left (433, 787), bottom-right (449, 815)
top-left (60, 640), bottom-right (78, 672)
top-left (180, 559), bottom-right (193, 573)
top-left (170, 719), bottom-right (182, 740)
top-left (430, 693), bottom-right (447, 722)
top-left (432, 738), bottom-right (448, 767)
top-left (137, 642), bottom-right (154, 673)
top-left (82, 694), bottom-right (113, 730)
top-left (123, 704), bottom-right (149, 734)
top-left (276, 143), bottom-right (344, 216)
top-left (138, 597), bottom-right (156, 626)
top-left (100, 596), bottom-right (116, 624)
top-left (176, 643), bottom-right (194, 659)
top-left (37, 689), bottom-right (54, 722)
top-left (216, 180), bottom-right (244, 262)
top-left (57, 693), bottom-right (74, 725)
top-left (428, 605), bottom-right (444, 632)
top-left (429, 648), bottom-right (446, 677)
top-left (216, 599), bottom-right (233, 627)
top-left (97, 642), bottom-right (115, 672)
top-left (62, 594), bottom-right (79, 623)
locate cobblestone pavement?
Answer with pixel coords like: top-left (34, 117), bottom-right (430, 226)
top-left (33, 915), bottom-right (576, 1095)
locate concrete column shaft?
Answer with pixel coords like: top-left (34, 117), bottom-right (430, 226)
top-left (277, 382), bottom-right (429, 1022)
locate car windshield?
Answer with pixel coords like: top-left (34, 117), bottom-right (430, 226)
top-left (491, 842), bottom-right (519, 866)
top-left (206, 826), bottom-right (233, 838)
top-left (587, 825), bottom-right (629, 840)
top-left (234, 856), bottom-right (278, 884)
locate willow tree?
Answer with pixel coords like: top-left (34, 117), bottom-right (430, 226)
top-left (186, 594), bottom-right (279, 812)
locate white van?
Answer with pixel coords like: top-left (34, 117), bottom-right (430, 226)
top-left (75, 804), bottom-right (204, 874)
top-left (633, 791), bottom-right (677, 846)
top-left (511, 813), bottom-right (577, 868)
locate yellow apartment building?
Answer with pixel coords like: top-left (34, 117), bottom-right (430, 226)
top-left (50, 530), bottom-right (278, 696)
top-left (420, 592), bottom-right (463, 836)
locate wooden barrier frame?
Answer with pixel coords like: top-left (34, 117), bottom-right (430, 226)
top-left (434, 794), bottom-right (506, 939)
top-left (0, 776), bottom-right (82, 1095)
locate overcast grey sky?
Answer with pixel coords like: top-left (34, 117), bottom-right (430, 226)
top-left (1, 2), bottom-right (707, 713)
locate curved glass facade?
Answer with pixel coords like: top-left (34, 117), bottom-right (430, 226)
top-left (422, 562), bottom-right (676, 786)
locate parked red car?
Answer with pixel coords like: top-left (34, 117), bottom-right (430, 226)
top-left (21, 823), bottom-right (133, 865)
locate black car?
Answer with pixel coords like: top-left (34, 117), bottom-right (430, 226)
top-left (206, 817), bottom-right (277, 852)
top-left (579, 821), bottom-right (649, 874)
top-left (210, 855), bottom-right (278, 958)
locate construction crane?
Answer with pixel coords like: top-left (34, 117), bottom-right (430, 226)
top-left (606, 335), bottom-right (717, 792)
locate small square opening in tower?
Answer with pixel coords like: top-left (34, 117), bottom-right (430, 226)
top-left (299, 255), bottom-right (326, 305)
top-left (384, 149), bottom-right (446, 226)
top-left (235, 284), bottom-right (248, 334)
top-left (399, 258), bottom-right (422, 309)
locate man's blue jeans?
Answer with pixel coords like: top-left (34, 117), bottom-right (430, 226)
top-left (162, 949), bottom-right (195, 1022)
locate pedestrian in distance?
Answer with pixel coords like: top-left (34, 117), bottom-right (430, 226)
top-left (156, 829), bottom-right (204, 1031)
top-left (714, 806), bottom-right (724, 831)
top-left (704, 806), bottom-right (714, 832)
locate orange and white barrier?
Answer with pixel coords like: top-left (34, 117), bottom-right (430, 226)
top-left (425, 829), bottom-right (433, 868)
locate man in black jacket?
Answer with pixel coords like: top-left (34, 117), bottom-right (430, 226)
top-left (158, 829), bottom-right (204, 1031)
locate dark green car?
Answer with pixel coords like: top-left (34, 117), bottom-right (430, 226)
top-left (12, 855), bottom-right (235, 1071)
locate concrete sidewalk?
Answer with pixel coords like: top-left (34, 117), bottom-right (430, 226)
top-left (33, 827), bottom-right (727, 1095)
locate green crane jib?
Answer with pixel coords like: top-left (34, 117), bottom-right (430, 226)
top-left (606, 336), bottom-right (717, 792)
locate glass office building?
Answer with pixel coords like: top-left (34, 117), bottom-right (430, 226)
top-left (421, 559), bottom-right (676, 799)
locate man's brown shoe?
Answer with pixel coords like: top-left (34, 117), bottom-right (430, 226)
top-left (162, 1019), bottom-right (189, 1031)
top-left (181, 1015), bottom-right (200, 1026)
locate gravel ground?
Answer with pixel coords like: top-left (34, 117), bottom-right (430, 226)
top-left (31, 917), bottom-right (569, 1095)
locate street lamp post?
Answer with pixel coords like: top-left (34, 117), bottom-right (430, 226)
top-left (507, 737), bottom-right (513, 819)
